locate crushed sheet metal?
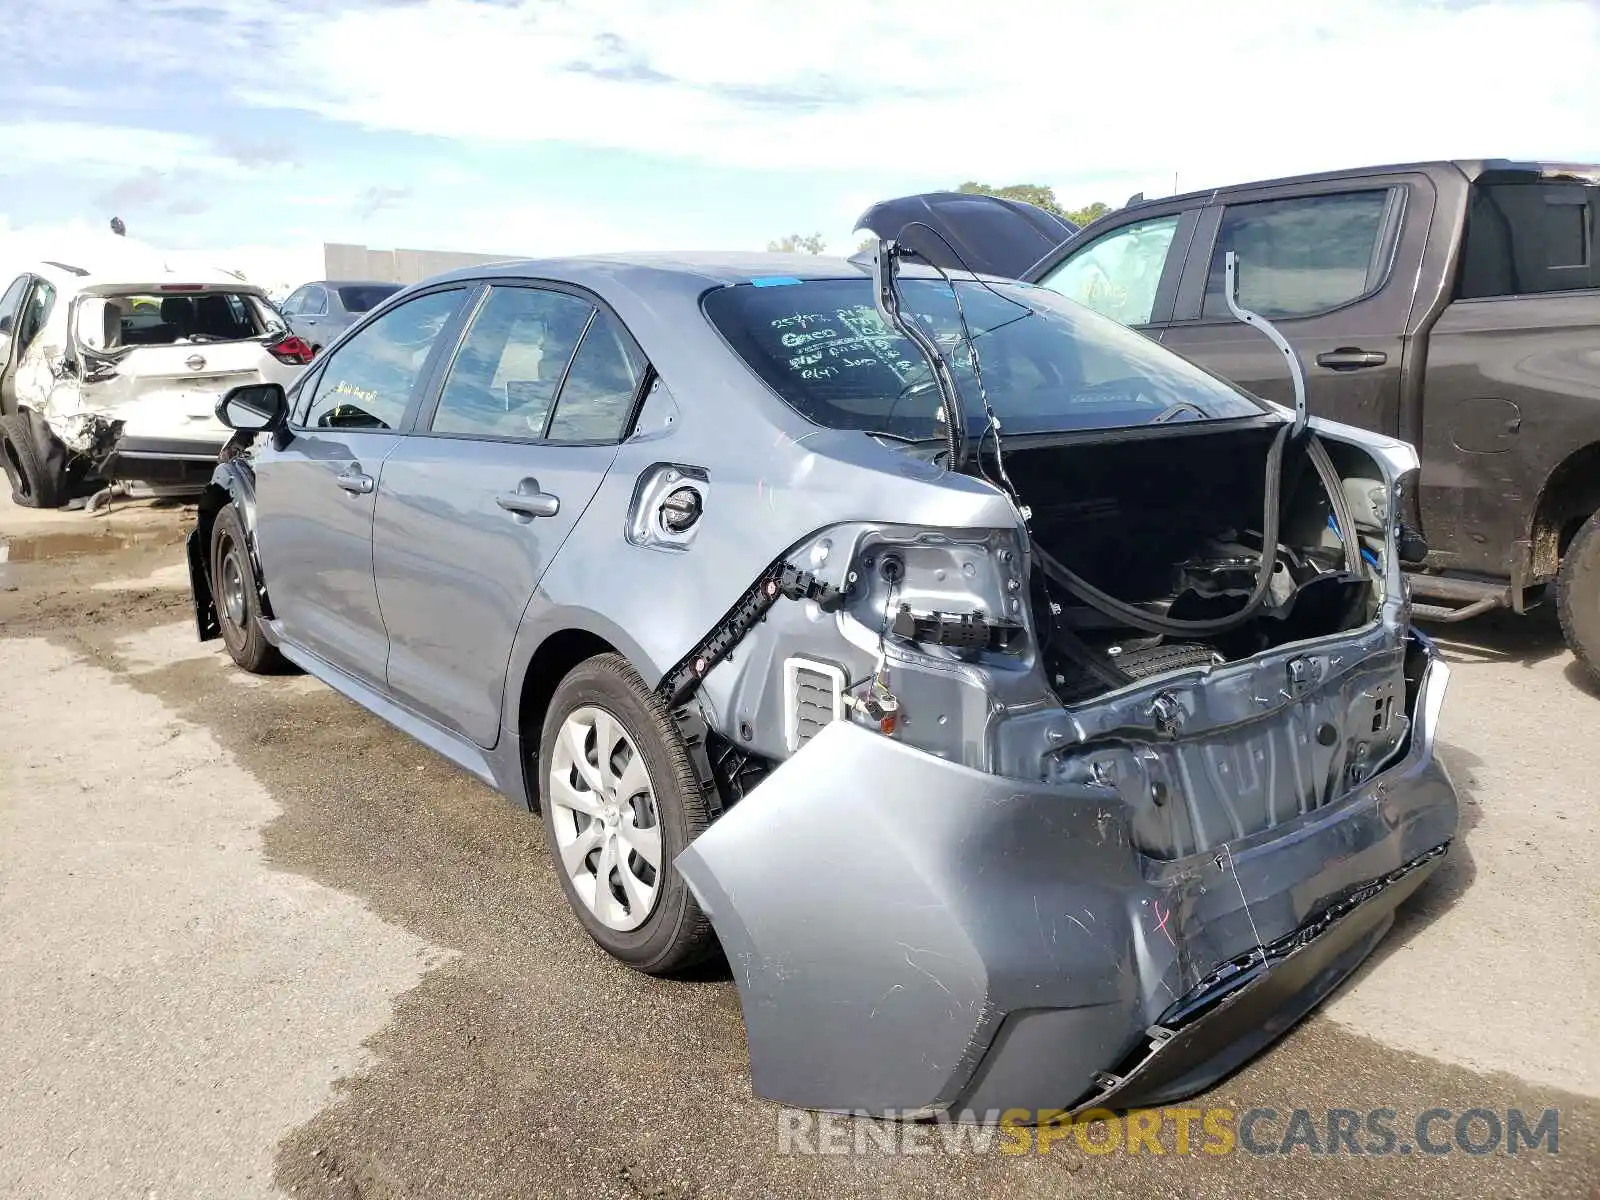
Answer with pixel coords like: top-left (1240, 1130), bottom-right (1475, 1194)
top-left (674, 653), bottom-right (1457, 1116)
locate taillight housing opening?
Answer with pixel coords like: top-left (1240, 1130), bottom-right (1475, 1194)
top-left (268, 334), bottom-right (315, 366)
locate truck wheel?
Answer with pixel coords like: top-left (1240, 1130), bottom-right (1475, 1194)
top-left (1557, 511), bottom-right (1600, 684)
top-left (0, 411), bottom-right (65, 509)
top-left (209, 504), bottom-right (283, 674)
top-left (538, 653), bottom-right (716, 976)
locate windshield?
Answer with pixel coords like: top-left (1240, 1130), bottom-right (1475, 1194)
top-left (338, 284), bottom-right (402, 313)
top-left (701, 276), bottom-right (1265, 438)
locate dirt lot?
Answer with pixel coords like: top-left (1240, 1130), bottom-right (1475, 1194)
top-left (1, 494), bottom-right (1597, 1199)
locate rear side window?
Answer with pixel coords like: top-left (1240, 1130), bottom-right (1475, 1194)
top-left (337, 284), bottom-right (402, 313)
top-left (1037, 214), bottom-right (1181, 326)
top-left (545, 310), bottom-right (646, 443)
top-left (1458, 182), bottom-right (1599, 298)
top-left (301, 289), bottom-right (464, 430)
top-left (431, 286), bottom-right (593, 439)
top-left (1201, 190), bottom-right (1393, 319)
top-left (303, 286), bottom-right (329, 316)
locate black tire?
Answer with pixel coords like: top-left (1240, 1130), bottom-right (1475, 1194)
top-left (538, 654), bottom-right (715, 975)
top-left (0, 411), bottom-right (64, 508)
top-left (1558, 511), bottom-right (1600, 685)
top-left (210, 504), bottom-right (283, 674)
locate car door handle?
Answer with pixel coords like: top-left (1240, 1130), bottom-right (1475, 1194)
top-left (336, 467), bottom-right (374, 495)
top-left (1315, 348), bottom-right (1387, 370)
top-left (496, 480), bottom-right (560, 520)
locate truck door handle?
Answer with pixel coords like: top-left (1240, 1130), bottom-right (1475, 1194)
top-left (336, 466), bottom-right (374, 495)
top-left (496, 479), bottom-right (560, 520)
top-left (1315, 348), bottom-right (1387, 370)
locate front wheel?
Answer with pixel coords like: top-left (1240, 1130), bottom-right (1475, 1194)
top-left (0, 411), bottom-right (65, 508)
top-left (538, 654), bottom-right (716, 975)
top-left (210, 504), bottom-right (283, 674)
top-left (1557, 510), bottom-right (1600, 685)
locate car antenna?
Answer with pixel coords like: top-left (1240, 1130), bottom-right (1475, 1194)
top-left (871, 236), bottom-right (968, 472)
top-left (1224, 250), bottom-right (1308, 437)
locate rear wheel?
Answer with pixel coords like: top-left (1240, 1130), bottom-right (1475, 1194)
top-left (1557, 510), bottom-right (1600, 685)
top-left (209, 504), bottom-right (283, 674)
top-left (0, 411), bottom-right (64, 508)
top-left (538, 654), bottom-right (715, 975)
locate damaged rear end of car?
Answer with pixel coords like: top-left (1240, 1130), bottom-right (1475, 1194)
top-left (669, 247), bottom-right (1457, 1119)
top-left (33, 277), bottom-right (311, 498)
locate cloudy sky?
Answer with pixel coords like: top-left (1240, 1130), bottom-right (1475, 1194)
top-left (1, 0), bottom-right (1597, 287)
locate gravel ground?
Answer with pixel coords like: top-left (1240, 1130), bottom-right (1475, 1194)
top-left (1, 498), bottom-right (1595, 1199)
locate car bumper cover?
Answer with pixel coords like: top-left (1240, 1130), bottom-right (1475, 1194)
top-left (674, 646), bottom-right (1458, 1118)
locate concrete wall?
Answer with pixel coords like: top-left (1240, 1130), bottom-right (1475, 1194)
top-left (323, 243), bottom-right (519, 285)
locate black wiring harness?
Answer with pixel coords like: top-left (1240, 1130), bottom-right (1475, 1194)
top-left (874, 224), bottom-right (1367, 645)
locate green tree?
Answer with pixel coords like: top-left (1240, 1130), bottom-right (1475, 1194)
top-left (1064, 201), bottom-right (1111, 227)
top-left (956, 182), bottom-right (1113, 228)
top-left (768, 232), bottom-right (826, 254)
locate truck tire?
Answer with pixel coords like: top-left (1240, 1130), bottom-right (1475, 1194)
top-left (538, 653), bottom-right (716, 976)
top-left (209, 504), bottom-right (284, 674)
top-left (1557, 510), bottom-right (1600, 685)
top-left (0, 411), bottom-right (65, 509)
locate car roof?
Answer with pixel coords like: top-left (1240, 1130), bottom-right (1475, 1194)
top-left (1119, 158), bottom-right (1600, 213)
top-left (21, 259), bottom-right (265, 296)
top-left (421, 249), bottom-right (979, 294)
top-left (312, 279), bottom-right (404, 288)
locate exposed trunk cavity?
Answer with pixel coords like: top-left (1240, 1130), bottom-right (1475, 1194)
top-left (1001, 423), bottom-right (1381, 707)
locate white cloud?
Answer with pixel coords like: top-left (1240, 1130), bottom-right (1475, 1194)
top-left (0, 122), bottom-right (237, 176)
top-left (250, 0), bottom-right (1600, 183)
top-left (0, 214), bottom-right (322, 295)
top-left (6, 0), bottom-right (1600, 265)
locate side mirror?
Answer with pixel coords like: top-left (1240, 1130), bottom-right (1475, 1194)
top-left (217, 382), bottom-right (288, 432)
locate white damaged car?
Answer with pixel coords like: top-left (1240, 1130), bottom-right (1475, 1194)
top-left (0, 260), bottom-right (314, 508)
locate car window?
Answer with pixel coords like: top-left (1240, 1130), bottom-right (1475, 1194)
top-left (703, 276), bottom-right (1263, 440)
top-left (1037, 215), bottom-right (1181, 326)
top-left (301, 289), bottom-right (464, 431)
top-left (431, 286), bottom-right (593, 439)
top-left (280, 288), bottom-right (305, 316)
top-left (291, 363), bottom-right (328, 425)
top-left (0, 275), bottom-right (29, 339)
top-left (303, 286), bottom-right (329, 317)
top-left (15, 281), bottom-right (55, 353)
top-left (337, 284), bottom-right (402, 314)
top-left (545, 309), bottom-right (646, 443)
top-left (1458, 181), bottom-right (1599, 298)
top-left (1201, 190), bottom-right (1392, 319)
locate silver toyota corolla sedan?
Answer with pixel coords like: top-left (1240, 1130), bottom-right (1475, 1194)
top-left (186, 248), bottom-right (1458, 1121)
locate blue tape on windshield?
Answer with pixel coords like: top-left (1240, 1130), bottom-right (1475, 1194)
top-left (751, 276), bottom-right (803, 287)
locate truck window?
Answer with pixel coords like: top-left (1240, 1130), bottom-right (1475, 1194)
top-left (1458, 181), bottom-right (1599, 298)
top-left (1201, 191), bottom-right (1393, 320)
top-left (1036, 215), bottom-right (1181, 326)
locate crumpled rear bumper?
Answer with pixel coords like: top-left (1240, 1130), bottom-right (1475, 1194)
top-left (674, 641), bottom-right (1457, 1118)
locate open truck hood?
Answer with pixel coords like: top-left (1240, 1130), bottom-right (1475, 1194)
top-left (853, 192), bottom-right (1078, 279)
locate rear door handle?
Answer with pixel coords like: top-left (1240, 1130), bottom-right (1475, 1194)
top-left (496, 478), bottom-right (560, 520)
top-left (336, 466), bottom-right (374, 495)
top-left (1315, 348), bottom-right (1387, 370)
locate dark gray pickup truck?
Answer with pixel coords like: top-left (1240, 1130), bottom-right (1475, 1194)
top-left (864, 162), bottom-right (1600, 679)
